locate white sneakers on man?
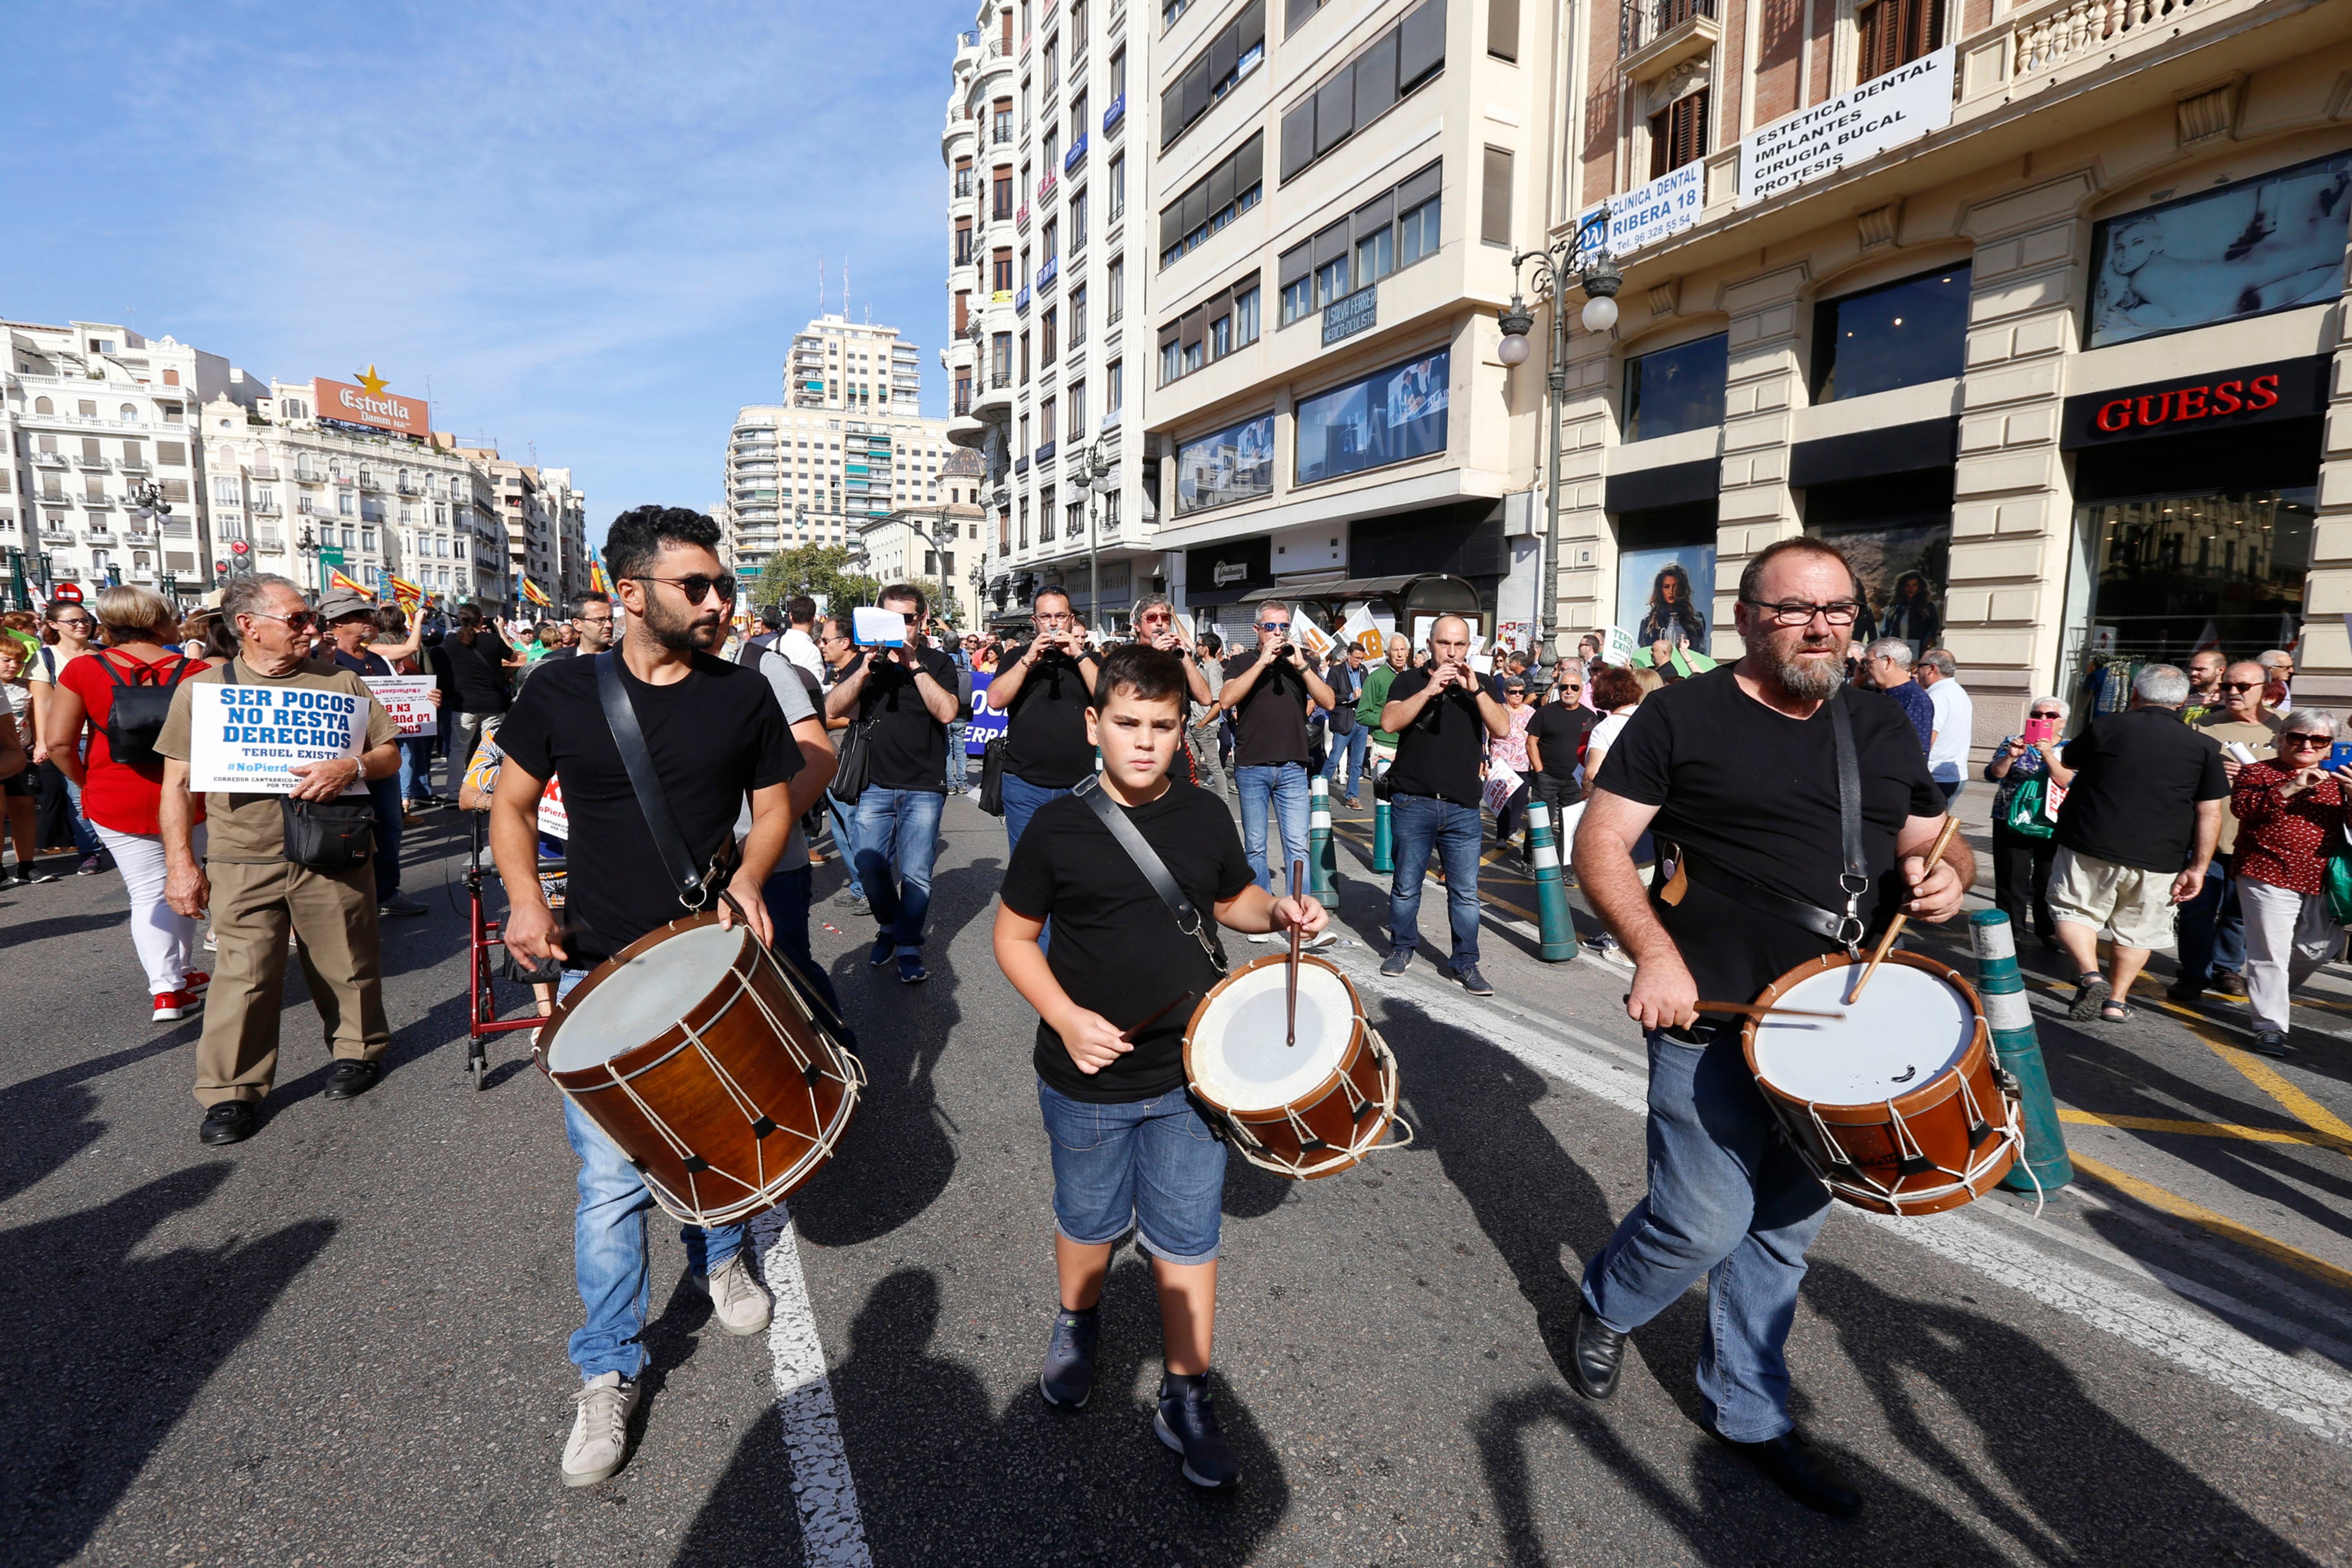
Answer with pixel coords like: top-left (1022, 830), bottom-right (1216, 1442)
top-left (562, 1372), bottom-right (640, 1487)
top-left (698, 1251), bottom-right (774, 1337)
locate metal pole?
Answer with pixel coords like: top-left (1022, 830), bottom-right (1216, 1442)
top-left (1087, 446), bottom-right (1101, 635)
top-left (1540, 286), bottom-right (1567, 663)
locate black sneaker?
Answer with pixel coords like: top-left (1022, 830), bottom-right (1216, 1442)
top-left (1038, 1306), bottom-right (1099, 1409)
top-left (898, 954), bottom-right (928, 985)
top-left (199, 1101), bottom-right (257, 1146)
top-left (1155, 1373), bottom-right (1240, 1489)
top-left (832, 888), bottom-right (865, 909)
top-left (1456, 965), bottom-right (1495, 997)
top-left (1379, 949), bottom-right (1412, 977)
top-left (868, 935), bottom-right (896, 966)
top-left (2251, 1029), bottom-right (2291, 1058)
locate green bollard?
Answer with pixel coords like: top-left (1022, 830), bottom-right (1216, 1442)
top-left (1525, 800), bottom-right (1579, 963)
top-left (1969, 908), bottom-right (2074, 1195)
top-left (1370, 778), bottom-right (1394, 874)
top-left (1308, 774), bottom-right (1340, 909)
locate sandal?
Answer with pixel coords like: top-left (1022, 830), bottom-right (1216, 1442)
top-left (2068, 974), bottom-right (2112, 1020)
top-left (2099, 999), bottom-right (2135, 1022)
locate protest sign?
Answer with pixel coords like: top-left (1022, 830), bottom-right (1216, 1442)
top-left (538, 777), bottom-right (569, 840)
top-left (186, 683), bottom-right (366, 794)
top-left (364, 676), bottom-right (438, 738)
top-left (1602, 626), bottom-right (1638, 667)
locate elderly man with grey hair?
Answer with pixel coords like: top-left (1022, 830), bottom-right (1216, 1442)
top-left (2044, 662), bottom-right (2231, 1023)
top-left (1862, 637), bottom-right (1936, 758)
top-left (1915, 649), bottom-right (1973, 805)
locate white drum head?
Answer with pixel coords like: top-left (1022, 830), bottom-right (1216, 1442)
top-left (1751, 961), bottom-right (1974, 1106)
top-left (1190, 961), bottom-right (1356, 1112)
top-left (546, 923), bottom-right (744, 1073)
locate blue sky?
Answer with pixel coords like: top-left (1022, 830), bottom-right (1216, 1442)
top-left (1, 1), bottom-right (974, 545)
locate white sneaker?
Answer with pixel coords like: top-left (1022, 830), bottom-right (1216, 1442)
top-left (1304, 930), bottom-right (1338, 952)
top-left (698, 1251), bottom-right (773, 1337)
top-left (562, 1371), bottom-right (639, 1487)
top-left (1247, 931), bottom-right (1278, 944)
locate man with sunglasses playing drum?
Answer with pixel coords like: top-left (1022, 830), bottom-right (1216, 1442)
top-left (1571, 537), bottom-right (1967, 1517)
top-left (489, 505), bottom-right (804, 1489)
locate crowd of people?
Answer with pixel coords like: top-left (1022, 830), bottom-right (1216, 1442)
top-left (12, 507), bottom-right (2351, 1516)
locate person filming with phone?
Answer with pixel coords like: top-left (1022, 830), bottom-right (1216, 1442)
top-left (990, 587), bottom-right (1103, 857)
top-left (1214, 600), bottom-right (1335, 945)
top-left (1377, 614), bottom-right (1510, 994)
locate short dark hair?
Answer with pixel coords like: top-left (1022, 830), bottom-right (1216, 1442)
top-left (1200, 632), bottom-right (1222, 656)
top-left (1035, 585), bottom-right (1072, 612)
top-left (571, 591), bottom-right (611, 614)
top-left (758, 603), bottom-right (785, 630)
top-left (787, 595), bottom-right (817, 625)
top-left (605, 505), bottom-right (722, 583)
top-left (878, 582), bottom-right (925, 617)
top-left (1736, 536), bottom-right (1854, 608)
top-left (1093, 643), bottom-right (1188, 709)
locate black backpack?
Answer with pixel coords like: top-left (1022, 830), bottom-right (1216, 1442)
top-left (95, 651), bottom-right (200, 767)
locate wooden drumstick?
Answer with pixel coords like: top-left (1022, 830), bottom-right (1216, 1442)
top-left (1845, 813), bottom-right (1965, 1005)
top-left (1119, 990), bottom-right (1198, 1043)
top-left (1623, 995), bottom-right (1848, 1022)
top-left (1287, 856), bottom-right (1306, 1049)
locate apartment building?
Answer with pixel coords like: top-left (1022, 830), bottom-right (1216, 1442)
top-left (539, 466), bottom-right (592, 602)
top-left (3, 320), bottom-right (230, 600)
top-left (945, 0), bottom-right (1157, 634)
top-left (197, 374), bottom-right (486, 603)
top-left (789, 312), bottom-right (926, 418)
top-left (1132, 0), bottom-right (1556, 643)
top-left (720, 377), bottom-right (957, 577)
top-left (853, 496), bottom-right (989, 626)
top-left (1544, 0), bottom-right (2352, 727)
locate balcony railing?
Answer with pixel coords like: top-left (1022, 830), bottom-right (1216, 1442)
top-left (1104, 95), bottom-right (1125, 133)
top-left (1015, 202), bottom-right (1031, 230)
top-left (32, 450), bottom-right (68, 468)
top-left (75, 453), bottom-right (110, 471)
top-left (1036, 440), bottom-right (1057, 467)
top-left (1620, 0), bottom-right (1714, 57)
top-left (992, 369), bottom-right (1013, 388)
top-left (1063, 133), bottom-right (1086, 173)
top-left (1037, 172), bottom-right (1059, 203)
top-left (1037, 256), bottom-right (1059, 291)
top-left (1015, 285), bottom-right (1032, 313)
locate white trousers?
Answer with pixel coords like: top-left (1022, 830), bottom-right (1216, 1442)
top-left (91, 821), bottom-right (206, 996)
top-left (2238, 876), bottom-right (2340, 1034)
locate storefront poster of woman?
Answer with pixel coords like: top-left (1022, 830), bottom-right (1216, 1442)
top-left (1620, 553), bottom-right (1712, 649)
top-left (1828, 524), bottom-right (1950, 656)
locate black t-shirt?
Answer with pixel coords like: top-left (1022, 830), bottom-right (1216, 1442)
top-left (852, 645), bottom-right (961, 793)
top-left (496, 652), bottom-right (798, 964)
top-left (2057, 707), bottom-right (2230, 873)
top-left (1596, 667), bottom-right (1943, 1004)
top-left (440, 632), bottom-right (513, 713)
top-left (1527, 701), bottom-right (1598, 781)
top-left (1222, 651), bottom-right (1313, 767)
top-left (1384, 667), bottom-right (1503, 807)
top-left (1002, 783), bottom-right (1254, 1103)
top-left (1000, 642), bottom-right (1097, 787)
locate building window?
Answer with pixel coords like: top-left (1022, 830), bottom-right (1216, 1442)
top-left (1233, 285), bottom-right (1260, 347)
top-left (1313, 226), bottom-right (1350, 309)
top-left (1623, 333), bottom-right (1729, 441)
top-left (1811, 265), bottom-right (1971, 402)
top-left (1161, 339), bottom-right (1183, 385)
top-left (1043, 308), bottom-right (1059, 365)
top-left (1157, 133), bottom-right (1264, 267)
top-left (1160, 0), bottom-right (1269, 152)
top-left (1070, 189), bottom-right (1088, 253)
top-left (994, 167), bottom-right (1014, 219)
top-left (1106, 359), bottom-right (1123, 412)
top-left (1106, 256), bottom-right (1124, 322)
top-left (1279, 0), bottom-right (1442, 181)
top-left (1070, 284), bottom-right (1088, 347)
top-left (1296, 349), bottom-right (1451, 485)
top-left (1480, 146), bottom-right (1514, 246)
top-left (1857, 0), bottom-right (1945, 79)
top-left (1649, 90), bottom-right (1707, 178)
top-left (1068, 380), bottom-right (1087, 437)
top-left (1110, 153), bottom-right (1125, 218)
top-left (993, 248), bottom-right (1014, 292)
top-left (1175, 413), bottom-right (1275, 514)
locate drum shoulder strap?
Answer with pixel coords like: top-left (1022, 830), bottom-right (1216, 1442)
top-left (595, 649), bottom-right (725, 911)
top-left (1073, 776), bottom-right (1226, 974)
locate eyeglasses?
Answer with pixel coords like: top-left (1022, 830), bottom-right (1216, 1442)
top-left (54, 617), bottom-right (95, 630)
top-left (2217, 681), bottom-right (2260, 692)
top-left (2029, 709), bottom-right (2062, 719)
top-left (634, 574), bottom-right (737, 604)
top-left (1740, 598), bottom-right (1862, 627)
top-left (1255, 622), bottom-right (1290, 632)
top-left (575, 614), bottom-right (614, 627)
top-left (246, 609), bottom-right (318, 630)
top-left (2280, 734), bottom-right (2332, 748)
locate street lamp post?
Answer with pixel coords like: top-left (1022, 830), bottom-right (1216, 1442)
top-left (295, 524), bottom-right (319, 596)
top-left (127, 477), bottom-right (176, 605)
top-left (1495, 209), bottom-right (1622, 662)
top-left (1081, 438), bottom-right (1114, 634)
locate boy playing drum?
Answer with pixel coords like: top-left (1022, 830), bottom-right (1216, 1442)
top-left (992, 644), bottom-right (1327, 1489)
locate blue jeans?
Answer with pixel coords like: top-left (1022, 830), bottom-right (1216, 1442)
top-left (1324, 724), bottom-right (1369, 799)
top-left (1001, 770), bottom-right (1072, 862)
top-left (946, 721), bottom-right (970, 790)
top-left (1582, 1030), bottom-right (1832, 1444)
top-left (2176, 853), bottom-right (2247, 986)
top-left (1037, 1079), bottom-right (1226, 1265)
top-left (1235, 762), bottom-right (1310, 894)
top-left (827, 794), bottom-right (865, 902)
top-left (852, 785), bottom-right (944, 954)
top-left (759, 865), bottom-right (843, 1017)
top-left (397, 736), bottom-right (436, 804)
top-left (365, 774), bottom-right (404, 901)
top-left (556, 969), bottom-right (745, 1380)
top-left (1388, 794), bottom-right (1484, 969)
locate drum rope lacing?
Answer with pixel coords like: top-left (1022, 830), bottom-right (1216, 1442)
top-left (1214, 1018), bottom-right (1413, 1178)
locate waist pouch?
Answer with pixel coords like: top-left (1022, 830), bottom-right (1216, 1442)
top-left (279, 796), bottom-right (375, 872)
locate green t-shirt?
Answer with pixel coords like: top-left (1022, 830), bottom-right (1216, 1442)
top-left (1358, 662), bottom-right (1402, 732)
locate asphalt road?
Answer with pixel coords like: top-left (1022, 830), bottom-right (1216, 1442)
top-left (5, 790), bottom-right (2352, 1568)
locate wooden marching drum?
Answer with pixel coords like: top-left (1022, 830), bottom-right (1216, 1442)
top-left (1182, 953), bottom-right (1410, 1180)
top-left (536, 912), bottom-right (865, 1226)
top-left (1741, 950), bottom-right (2021, 1217)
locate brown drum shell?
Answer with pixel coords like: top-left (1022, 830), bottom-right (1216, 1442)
top-left (539, 912), bottom-right (859, 1226)
top-left (1741, 951), bottom-right (2016, 1217)
top-left (1182, 953), bottom-right (1395, 1181)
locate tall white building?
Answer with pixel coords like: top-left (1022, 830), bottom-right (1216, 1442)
top-left (945, 0), bottom-right (1155, 634)
top-left (3, 319), bottom-right (231, 599)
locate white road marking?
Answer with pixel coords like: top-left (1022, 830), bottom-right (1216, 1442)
top-left (1351, 955), bottom-right (2352, 1449)
top-left (750, 1204), bottom-right (874, 1567)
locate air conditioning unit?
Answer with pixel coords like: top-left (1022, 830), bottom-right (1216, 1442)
top-left (1503, 489), bottom-right (1539, 538)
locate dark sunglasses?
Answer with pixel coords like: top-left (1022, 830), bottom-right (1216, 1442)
top-left (2280, 734), bottom-right (2332, 748)
top-left (2217, 681), bottom-right (2260, 692)
top-left (634, 574), bottom-right (737, 604)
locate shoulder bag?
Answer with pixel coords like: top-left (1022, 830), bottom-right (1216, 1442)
top-left (976, 732), bottom-right (1008, 816)
top-left (594, 650), bottom-right (736, 910)
top-left (2002, 775), bottom-right (2055, 841)
top-left (1073, 775), bottom-right (1226, 975)
top-left (95, 649), bottom-right (199, 766)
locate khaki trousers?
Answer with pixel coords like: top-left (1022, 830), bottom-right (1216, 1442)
top-left (194, 857), bottom-right (390, 1106)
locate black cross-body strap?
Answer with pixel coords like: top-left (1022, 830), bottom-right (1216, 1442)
top-left (1074, 775), bottom-right (1226, 974)
top-left (1828, 687), bottom-right (1868, 949)
top-left (596, 649), bottom-right (720, 911)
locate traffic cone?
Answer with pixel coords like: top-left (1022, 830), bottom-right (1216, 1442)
top-left (1525, 800), bottom-right (1578, 963)
top-left (1968, 908), bottom-right (2073, 1194)
top-left (1308, 774), bottom-right (1340, 909)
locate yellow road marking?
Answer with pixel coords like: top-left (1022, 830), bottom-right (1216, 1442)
top-left (2148, 1001), bottom-right (2352, 1157)
top-left (2070, 1153), bottom-right (2352, 1294)
top-left (2057, 1108), bottom-right (2352, 1155)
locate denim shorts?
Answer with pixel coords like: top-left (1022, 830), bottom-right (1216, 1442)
top-left (1037, 1079), bottom-right (1226, 1266)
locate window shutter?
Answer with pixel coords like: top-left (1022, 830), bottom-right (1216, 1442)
top-left (157, 441), bottom-right (185, 466)
top-left (1481, 146), bottom-right (1514, 244)
top-left (1162, 84), bottom-right (1183, 148)
top-left (1355, 190), bottom-right (1395, 238)
top-left (1233, 131), bottom-right (1264, 194)
top-left (1489, 0), bottom-right (1520, 59)
top-left (1280, 99), bottom-right (1317, 179)
top-left (122, 438), bottom-right (141, 462)
top-left (82, 437), bottom-right (102, 462)
top-left (1181, 180), bottom-right (1208, 239)
top-left (1239, 0), bottom-right (1266, 50)
top-left (1313, 219), bottom-right (1349, 268)
top-left (1208, 155), bottom-right (1237, 217)
top-left (1314, 73), bottom-right (1353, 155)
top-left (1398, 0), bottom-right (1446, 88)
top-left (1182, 58), bottom-right (1211, 127)
top-left (1279, 242), bottom-right (1313, 291)
top-left (1181, 308), bottom-right (1206, 348)
top-left (1355, 32), bottom-right (1400, 123)
top-left (1161, 199), bottom-right (1184, 253)
top-left (1209, 24), bottom-right (1237, 86)
top-left (1396, 160), bottom-right (1442, 212)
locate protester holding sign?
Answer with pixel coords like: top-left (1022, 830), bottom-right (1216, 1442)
top-left (155, 574), bottom-right (402, 1148)
top-left (42, 585), bottom-right (214, 1022)
top-left (322, 589), bottom-right (429, 917)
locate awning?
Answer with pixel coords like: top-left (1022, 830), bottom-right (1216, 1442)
top-left (1239, 574), bottom-right (1418, 603)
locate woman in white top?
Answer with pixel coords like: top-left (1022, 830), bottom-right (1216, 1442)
top-left (1577, 662), bottom-right (1656, 961)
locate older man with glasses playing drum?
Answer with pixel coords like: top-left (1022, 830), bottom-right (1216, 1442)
top-left (1569, 537), bottom-right (1967, 1518)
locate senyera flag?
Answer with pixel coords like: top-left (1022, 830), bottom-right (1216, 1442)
top-left (589, 551), bottom-right (612, 595)
top-left (388, 574), bottom-right (424, 612)
top-left (327, 567), bottom-right (374, 598)
top-left (521, 577), bottom-right (552, 609)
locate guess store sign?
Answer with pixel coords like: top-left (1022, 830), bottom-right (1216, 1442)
top-left (2061, 356), bottom-right (2326, 448)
